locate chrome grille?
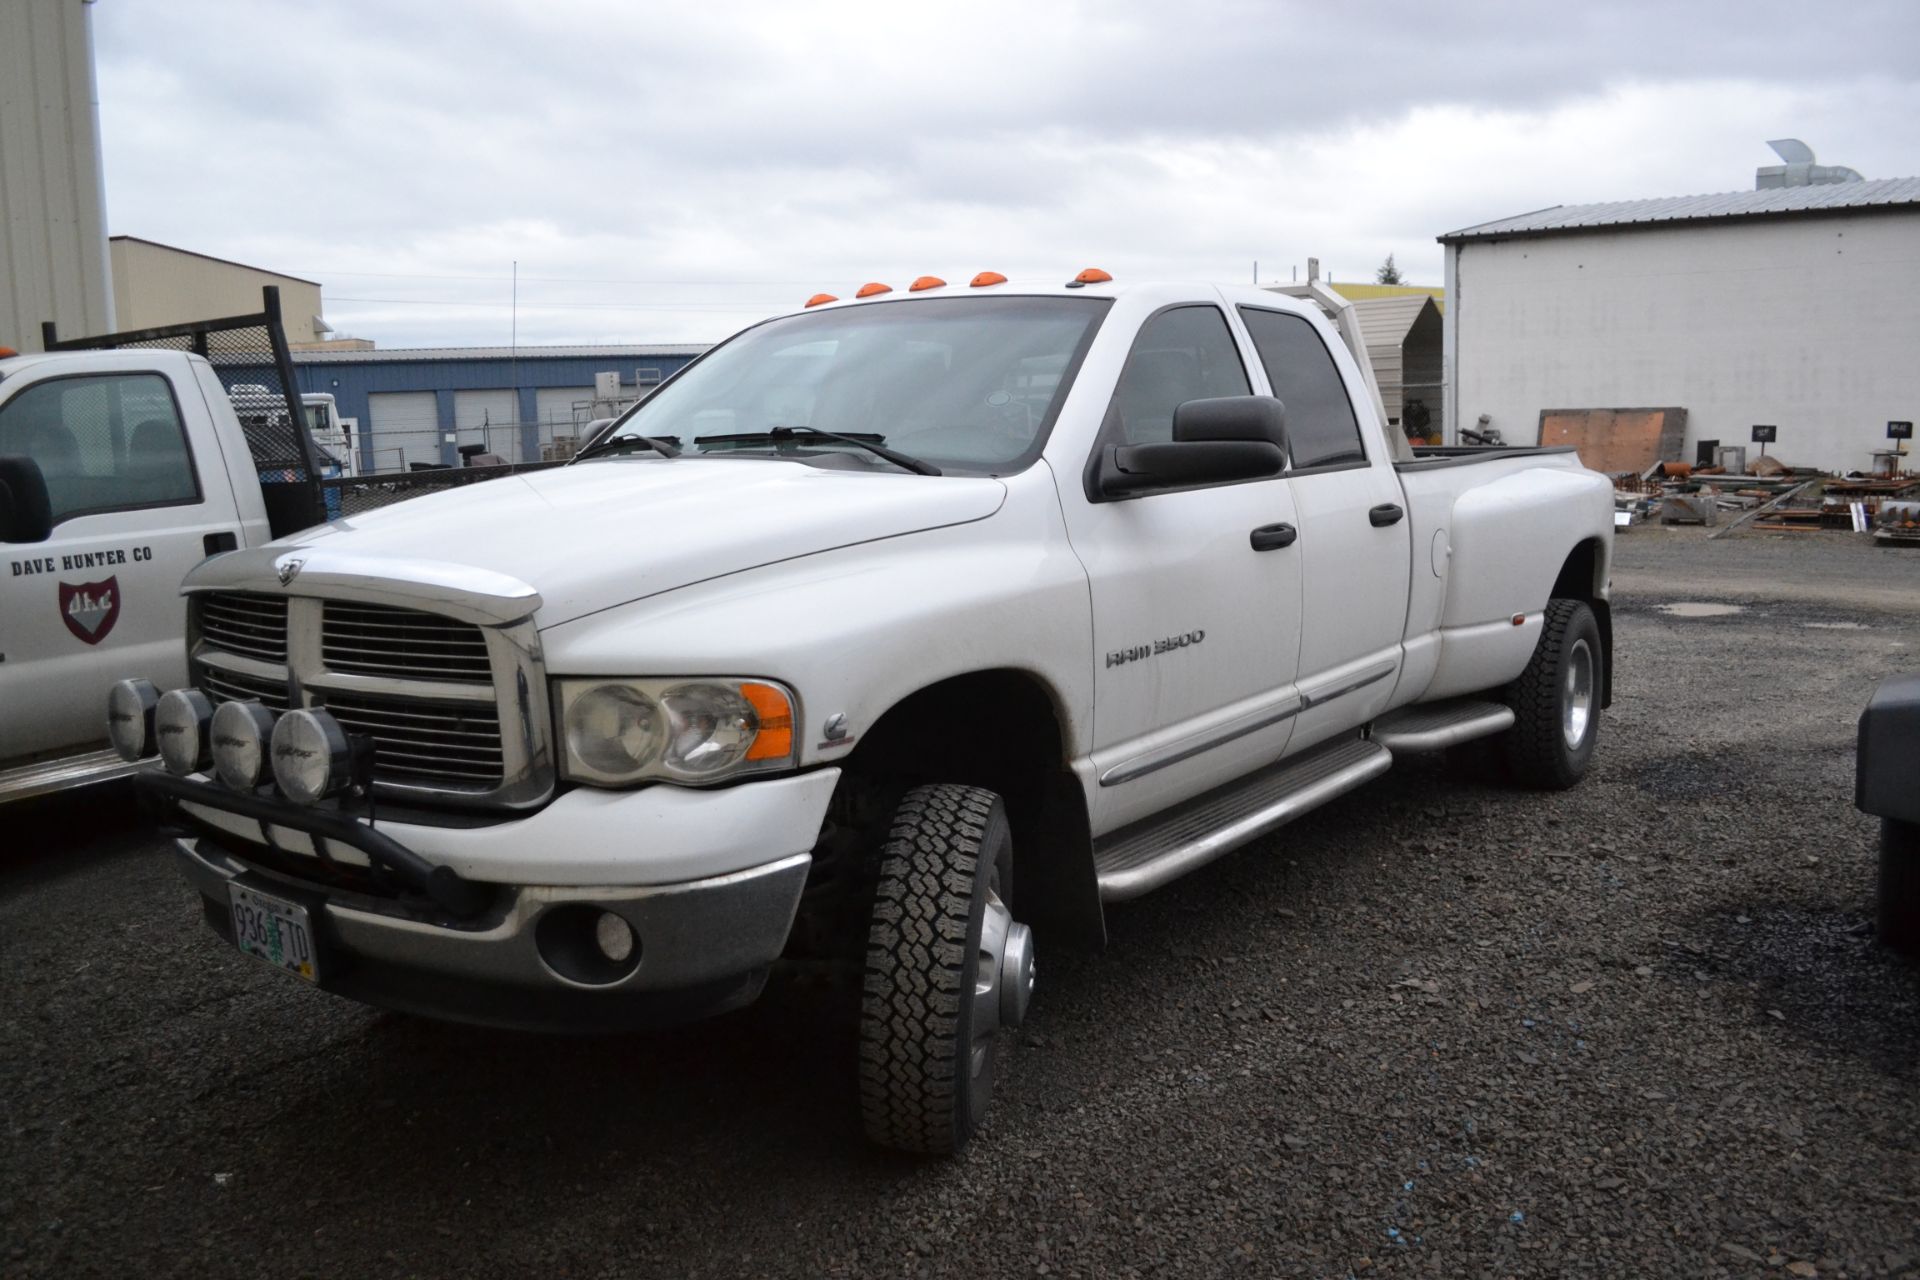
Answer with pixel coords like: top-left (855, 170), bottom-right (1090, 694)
top-left (321, 601), bottom-right (492, 684)
top-left (195, 592), bottom-right (288, 663)
top-left (320, 691), bottom-right (504, 789)
top-left (197, 663), bottom-right (291, 710)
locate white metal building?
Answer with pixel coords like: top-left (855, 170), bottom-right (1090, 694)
top-left (1439, 176), bottom-right (1920, 473)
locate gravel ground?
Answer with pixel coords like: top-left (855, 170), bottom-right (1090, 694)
top-left (4, 526), bottom-right (1918, 1279)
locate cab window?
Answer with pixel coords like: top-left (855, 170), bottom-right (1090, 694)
top-left (1237, 307), bottom-right (1367, 469)
top-left (1109, 306), bottom-right (1251, 444)
top-left (0, 373), bottom-right (200, 525)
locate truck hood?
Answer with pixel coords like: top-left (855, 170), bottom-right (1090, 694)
top-left (276, 459), bottom-right (1007, 626)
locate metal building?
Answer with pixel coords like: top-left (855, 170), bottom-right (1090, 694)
top-left (1439, 164), bottom-right (1920, 473)
top-left (290, 345), bottom-right (707, 471)
top-left (0, 0), bottom-right (112, 352)
top-left (109, 237), bottom-right (330, 345)
top-left (1347, 295), bottom-right (1442, 434)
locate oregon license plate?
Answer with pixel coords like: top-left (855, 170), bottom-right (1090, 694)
top-left (228, 884), bottom-right (320, 984)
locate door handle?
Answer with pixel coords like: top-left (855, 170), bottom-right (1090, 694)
top-left (203, 530), bottom-right (239, 556)
top-left (1249, 522), bottom-right (1297, 551)
top-left (1369, 503), bottom-right (1404, 527)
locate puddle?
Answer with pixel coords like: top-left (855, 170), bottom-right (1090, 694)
top-left (1803, 621), bottom-right (1870, 630)
top-left (1656, 601), bottom-right (1746, 618)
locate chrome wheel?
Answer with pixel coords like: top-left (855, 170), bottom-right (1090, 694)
top-left (1562, 637), bottom-right (1595, 752)
top-left (970, 873), bottom-right (1034, 1083)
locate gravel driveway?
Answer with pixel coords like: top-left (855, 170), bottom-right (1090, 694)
top-left (4, 527), bottom-right (1917, 1278)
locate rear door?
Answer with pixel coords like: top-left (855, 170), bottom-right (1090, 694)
top-left (1238, 305), bottom-right (1413, 751)
top-left (0, 367), bottom-right (241, 759)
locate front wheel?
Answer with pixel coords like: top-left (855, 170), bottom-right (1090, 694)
top-left (1500, 597), bottom-right (1603, 789)
top-left (858, 784), bottom-right (1035, 1155)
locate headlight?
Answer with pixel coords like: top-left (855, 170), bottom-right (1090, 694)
top-left (210, 701), bottom-right (278, 790)
top-left (271, 708), bottom-right (354, 805)
top-left (106, 679), bottom-right (160, 761)
top-left (155, 689), bottom-right (215, 775)
top-left (555, 678), bottom-right (796, 785)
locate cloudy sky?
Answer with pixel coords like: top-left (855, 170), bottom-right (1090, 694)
top-left (93, 0), bottom-right (1919, 348)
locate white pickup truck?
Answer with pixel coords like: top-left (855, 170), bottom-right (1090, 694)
top-left (111, 273), bottom-right (1615, 1154)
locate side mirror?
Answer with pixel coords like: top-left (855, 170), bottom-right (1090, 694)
top-left (1098, 438), bottom-right (1285, 497)
top-left (1095, 396), bottom-right (1289, 498)
top-left (0, 455), bottom-right (54, 543)
top-left (1174, 395), bottom-right (1288, 450)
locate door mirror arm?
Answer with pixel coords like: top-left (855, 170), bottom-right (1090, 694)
top-left (1097, 439), bottom-right (1285, 498)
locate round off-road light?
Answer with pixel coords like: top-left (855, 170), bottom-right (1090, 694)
top-left (270, 708), bottom-right (352, 805)
top-left (594, 911), bottom-right (635, 963)
top-left (155, 689), bottom-right (216, 775)
top-left (106, 679), bottom-right (161, 762)
top-left (210, 701), bottom-right (278, 790)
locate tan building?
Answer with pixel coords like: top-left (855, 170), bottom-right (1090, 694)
top-left (108, 236), bottom-right (331, 344)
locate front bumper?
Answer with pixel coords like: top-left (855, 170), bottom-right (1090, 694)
top-left (174, 834), bottom-right (811, 1032)
top-left (143, 767), bottom-right (839, 1032)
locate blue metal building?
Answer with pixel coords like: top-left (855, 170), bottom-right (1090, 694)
top-left (289, 344), bottom-right (707, 470)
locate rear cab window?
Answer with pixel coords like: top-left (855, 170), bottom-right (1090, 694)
top-left (1237, 308), bottom-right (1368, 471)
top-left (0, 372), bottom-right (201, 526)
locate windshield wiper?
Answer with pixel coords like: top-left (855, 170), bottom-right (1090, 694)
top-left (694, 426), bottom-right (942, 476)
top-left (571, 433), bottom-right (681, 462)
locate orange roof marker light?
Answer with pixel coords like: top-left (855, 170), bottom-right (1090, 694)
top-left (909, 275), bottom-right (947, 292)
top-left (1074, 267), bottom-right (1113, 284)
top-left (970, 271), bottom-right (1008, 288)
top-left (855, 281), bottom-right (893, 298)
top-left (0, 346), bottom-right (17, 358)
top-left (804, 293), bottom-right (838, 308)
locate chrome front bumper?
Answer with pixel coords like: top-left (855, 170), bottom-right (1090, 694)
top-left (174, 835), bottom-right (811, 1032)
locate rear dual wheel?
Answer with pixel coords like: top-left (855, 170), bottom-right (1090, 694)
top-left (1501, 597), bottom-right (1603, 789)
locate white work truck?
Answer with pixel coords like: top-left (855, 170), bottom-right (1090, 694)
top-left (111, 274), bottom-right (1615, 1154)
top-left (0, 349), bottom-right (281, 800)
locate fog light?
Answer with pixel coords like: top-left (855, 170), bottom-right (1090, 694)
top-left (155, 689), bottom-right (216, 775)
top-left (210, 701), bottom-right (277, 790)
top-left (594, 911), bottom-right (635, 963)
top-left (271, 708), bottom-right (352, 805)
top-left (106, 679), bottom-right (160, 761)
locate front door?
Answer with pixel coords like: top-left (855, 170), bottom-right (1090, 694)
top-left (0, 370), bottom-right (225, 760)
top-left (1057, 304), bottom-right (1305, 835)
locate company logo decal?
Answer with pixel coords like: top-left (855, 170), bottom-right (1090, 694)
top-left (59, 576), bottom-right (120, 645)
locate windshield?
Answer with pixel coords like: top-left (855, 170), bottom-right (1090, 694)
top-left (598, 296), bottom-right (1110, 474)
top-left (303, 403), bottom-right (332, 435)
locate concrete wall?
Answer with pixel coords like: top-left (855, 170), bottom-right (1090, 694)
top-left (110, 238), bottom-right (326, 343)
top-left (1445, 211), bottom-right (1920, 472)
top-left (0, 0), bottom-right (112, 352)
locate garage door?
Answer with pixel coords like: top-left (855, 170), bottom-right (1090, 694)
top-left (453, 390), bottom-right (518, 461)
top-left (366, 392), bottom-right (441, 472)
top-left (535, 387), bottom-right (595, 433)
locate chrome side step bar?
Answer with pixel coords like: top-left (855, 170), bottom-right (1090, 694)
top-left (1092, 737), bottom-right (1393, 902)
top-left (0, 746), bottom-right (151, 804)
top-left (1369, 698), bottom-right (1514, 753)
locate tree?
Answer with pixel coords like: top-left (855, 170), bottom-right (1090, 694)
top-left (1375, 254), bottom-right (1404, 285)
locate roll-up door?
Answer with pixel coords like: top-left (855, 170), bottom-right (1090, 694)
top-left (366, 392), bottom-right (441, 472)
top-left (453, 390), bottom-right (518, 461)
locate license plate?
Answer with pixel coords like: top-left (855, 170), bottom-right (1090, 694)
top-left (228, 884), bottom-right (320, 984)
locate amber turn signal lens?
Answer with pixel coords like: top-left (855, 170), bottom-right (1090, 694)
top-left (909, 276), bottom-right (946, 291)
top-left (1074, 267), bottom-right (1113, 284)
top-left (804, 293), bottom-right (838, 308)
top-left (855, 281), bottom-right (892, 298)
top-left (969, 271), bottom-right (1007, 287)
top-left (741, 682), bottom-right (795, 761)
